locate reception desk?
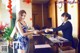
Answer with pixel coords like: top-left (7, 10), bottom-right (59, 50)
top-left (30, 34), bottom-right (72, 53)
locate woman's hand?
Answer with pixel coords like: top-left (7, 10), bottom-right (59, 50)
top-left (33, 30), bottom-right (39, 34)
top-left (45, 28), bottom-right (53, 33)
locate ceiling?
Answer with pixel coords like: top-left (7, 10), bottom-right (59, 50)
top-left (32, 0), bottom-right (49, 4)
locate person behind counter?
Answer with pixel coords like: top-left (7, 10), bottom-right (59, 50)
top-left (45, 12), bottom-right (76, 48)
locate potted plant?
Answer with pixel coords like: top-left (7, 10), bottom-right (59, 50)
top-left (2, 27), bottom-right (13, 45)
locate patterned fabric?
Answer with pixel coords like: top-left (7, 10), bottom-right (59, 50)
top-left (15, 22), bottom-right (29, 50)
top-left (15, 36), bottom-right (29, 50)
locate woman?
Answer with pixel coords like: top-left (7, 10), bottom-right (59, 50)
top-left (10, 10), bottom-right (37, 53)
top-left (45, 12), bottom-right (75, 48)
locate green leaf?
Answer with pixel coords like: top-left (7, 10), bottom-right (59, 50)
top-left (3, 27), bottom-right (13, 40)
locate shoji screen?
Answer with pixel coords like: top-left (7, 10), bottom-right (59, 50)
top-left (67, 0), bottom-right (78, 38)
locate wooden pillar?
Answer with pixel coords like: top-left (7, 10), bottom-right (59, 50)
top-left (78, 0), bottom-right (80, 39)
top-left (64, 0), bottom-right (67, 12)
top-left (49, 0), bottom-right (57, 28)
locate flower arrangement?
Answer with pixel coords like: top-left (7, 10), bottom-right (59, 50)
top-left (0, 22), bottom-right (8, 30)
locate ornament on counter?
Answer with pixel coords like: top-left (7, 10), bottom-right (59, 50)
top-left (7, 0), bottom-right (12, 19)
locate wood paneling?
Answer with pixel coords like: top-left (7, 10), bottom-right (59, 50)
top-left (78, 0), bottom-right (80, 39)
top-left (64, 0), bottom-right (67, 12)
top-left (32, 3), bottom-right (52, 29)
top-left (32, 4), bottom-right (42, 28)
top-left (49, 0), bottom-right (57, 28)
top-left (43, 4), bottom-right (52, 28)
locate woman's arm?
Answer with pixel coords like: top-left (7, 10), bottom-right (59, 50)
top-left (16, 22), bottom-right (34, 36)
top-left (45, 22), bottom-right (70, 33)
top-left (53, 22), bottom-right (70, 32)
top-left (10, 27), bottom-right (16, 38)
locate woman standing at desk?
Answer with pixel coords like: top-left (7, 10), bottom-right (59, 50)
top-left (10, 10), bottom-right (37, 53)
top-left (45, 12), bottom-right (75, 48)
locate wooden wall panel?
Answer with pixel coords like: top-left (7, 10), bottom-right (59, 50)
top-left (49, 0), bottom-right (57, 28)
top-left (32, 3), bottom-right (52, 29)
top-left (78, 0), bottom-right (80, 39)
top-left (32, 4), bottom-right (42, 28)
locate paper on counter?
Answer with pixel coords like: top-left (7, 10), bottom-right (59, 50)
top-left (32, 34), bottom-right (40, 36)
top-left (48, 36), bottom-right (68, 43)
top-left (49, 37), bottom-right (60, 43)
top-left (56, 36), bottom-right (68, 41)
top-left (35, 44), bottom-right (51, 49)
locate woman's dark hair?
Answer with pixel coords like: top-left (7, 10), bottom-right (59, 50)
top-left (19, 10), bottom-right (26, 16)
top-left (61, 12), bottom-right (71, 20)
top-left (18, 10), bottom-right (26, 21)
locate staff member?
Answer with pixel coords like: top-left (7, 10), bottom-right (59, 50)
top-left (45, 12), bottom-right (75, 48)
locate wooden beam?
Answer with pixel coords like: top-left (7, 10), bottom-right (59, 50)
top-left (78, 0), bottom-right (80, 38)
top-left (64, 0), bottom-right (67, 12)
